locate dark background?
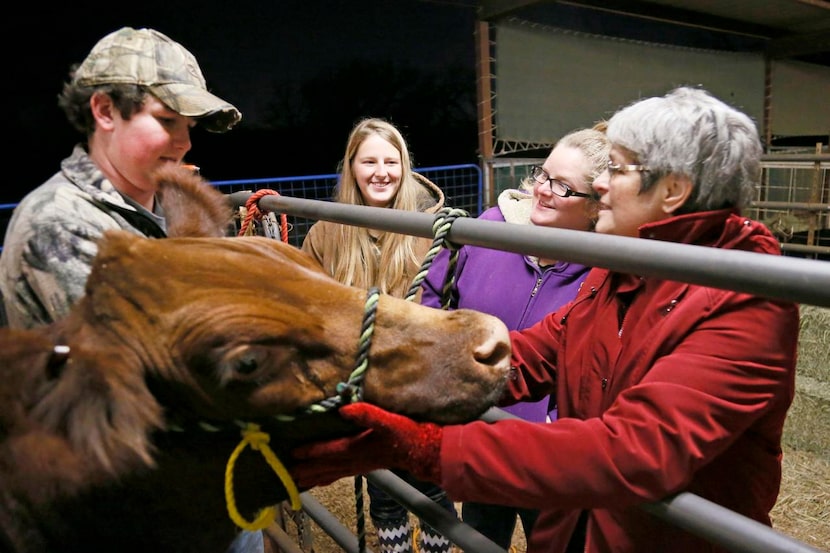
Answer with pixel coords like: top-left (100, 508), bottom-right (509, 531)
top-left (8, 0), bottom-right (480, 204)
top-left (14, 1), bottom-right (826, 207)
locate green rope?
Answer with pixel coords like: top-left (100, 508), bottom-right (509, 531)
top-left (268, 208), bottom-right (470, 552)
top-left (352, 207), bottom-right (469, 553)
top-left (341, 287), bottom-right (379, 403)
top-left (272, 287), bottom-right (380, 422)
top-left (275, 207), bottom-right (470, 550)
top-left (277, 208), bottom-right (469, 425)
top-left (404, 207), bottom-right (469, 305)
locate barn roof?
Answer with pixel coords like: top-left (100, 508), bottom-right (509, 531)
top-left (478, 0), bottom-right (830, 67)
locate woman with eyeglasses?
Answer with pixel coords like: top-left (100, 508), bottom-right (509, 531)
top-left (289, 87), bottom-right (799, 553)
top-left (418, 127), bottom-right (610, 550)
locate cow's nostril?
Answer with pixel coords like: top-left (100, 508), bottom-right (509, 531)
top-left (473, 318), bottom-right (511, 372)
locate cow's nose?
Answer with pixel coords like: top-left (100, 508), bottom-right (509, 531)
top-left (473, 317), bottom-right (511, 375)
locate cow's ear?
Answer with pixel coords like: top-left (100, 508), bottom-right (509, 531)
top-left (156, 166), bottom-right (234, 238)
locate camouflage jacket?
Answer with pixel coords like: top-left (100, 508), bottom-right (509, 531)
top-left (0, 145), bottom-right (168, 329)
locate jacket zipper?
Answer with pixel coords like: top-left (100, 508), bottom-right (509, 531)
top-left (618, 304), bottom-right (629, 337)
top-left (531, 276), bottom-right (542, 297)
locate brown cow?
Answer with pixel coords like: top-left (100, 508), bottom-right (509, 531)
top-left (0, 227), bottom-right (511, 552)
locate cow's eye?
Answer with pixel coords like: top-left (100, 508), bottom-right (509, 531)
top-left (236, 353), bottom-right (259, 375)
top-left (217, 346), bottom-right (268, 383)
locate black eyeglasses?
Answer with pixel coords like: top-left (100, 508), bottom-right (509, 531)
top-left (529, 166), bottom-right (592, 198)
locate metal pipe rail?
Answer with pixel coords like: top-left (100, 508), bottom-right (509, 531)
top-left (480, 408), bottom-right (824, 553)
top-left (263, 522), bottom-right (306, 553)
top-left (302, 476), bottom-right (508, 553)
top-left (299, 492), bottom-right (376, 553)
top-left (365, 470), bottom-right (508, 553)
top-left (751, 201), bottom-right (830, 211)
top-left (230, 192), bottom-right (830, 308)
top-left (782, 243), bottom-right (830, 255)
top-left (760, 153), bottom-right (830, 163)
top-left (230, 192), bottom-right (828, 552)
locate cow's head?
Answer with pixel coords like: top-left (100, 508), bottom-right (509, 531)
top-left (45, 231), bottom-right (510, 469)
top-left (78, 230), bottom-right (509, 416)
top-left (0, 180), bottom-right (512, 553)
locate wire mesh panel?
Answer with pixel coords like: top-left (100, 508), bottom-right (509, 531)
top-left (748, 160), bottom-right (830, 258)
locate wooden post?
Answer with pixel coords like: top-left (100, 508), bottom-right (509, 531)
top-left (475, 19), bottom-right (495, 209)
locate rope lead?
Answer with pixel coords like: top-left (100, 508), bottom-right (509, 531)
top-left (225, 423), bottom-right (302, 531)
top-left (404, 207), bottom-right (469, 305)
top-left (354, 207), bottom-right (469, 552)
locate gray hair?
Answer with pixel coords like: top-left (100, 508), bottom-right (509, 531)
top-left (605, 86), bottom-right (762, 211)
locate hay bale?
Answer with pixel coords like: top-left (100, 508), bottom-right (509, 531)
top-left (785, 305), bottom-right (830, 457)
top-left (796, 305), bottom-right (830, 382)
top-left (772, 446), bottom-right (830, 549)
top-left (772, 304), bottom-right (830, 550)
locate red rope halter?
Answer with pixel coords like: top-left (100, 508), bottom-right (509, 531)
top-left (237, 189), bottom-right (289, 243)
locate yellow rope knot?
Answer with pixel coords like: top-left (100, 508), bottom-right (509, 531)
top-left (224, 422), bottom-right (302, 531)
top-left (244, 426), bottom-right (270, 449)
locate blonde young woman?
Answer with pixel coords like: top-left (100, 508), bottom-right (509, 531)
top-left (301, 117), bottom-right (451, 553)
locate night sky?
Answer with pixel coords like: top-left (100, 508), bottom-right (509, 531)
top-left (9, 0), bottom-right (479, 203)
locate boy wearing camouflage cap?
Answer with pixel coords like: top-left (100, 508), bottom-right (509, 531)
top-left (0, 27), bottom-right (241, 329)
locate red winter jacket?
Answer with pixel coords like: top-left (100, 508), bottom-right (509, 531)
top-left (439, 209), bottom-right (799, 553)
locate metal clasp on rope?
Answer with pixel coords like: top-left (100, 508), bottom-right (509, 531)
top-left (237, 189), bottom-right (291, 242)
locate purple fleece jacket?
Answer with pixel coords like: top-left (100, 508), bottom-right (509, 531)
top-left (420, 204), bottom-right (590, 422)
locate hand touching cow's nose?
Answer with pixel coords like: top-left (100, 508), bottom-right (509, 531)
top-left (290, 403), bottom-right (443, 489)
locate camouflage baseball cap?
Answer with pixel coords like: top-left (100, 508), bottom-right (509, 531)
top-left (73, 27), bottom-right (241, 133)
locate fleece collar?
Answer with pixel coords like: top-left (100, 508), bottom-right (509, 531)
top-left (497, 188), bottom-right (533, 225)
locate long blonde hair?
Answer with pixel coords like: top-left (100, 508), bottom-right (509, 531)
top-left (328, 118), bottom-right (435, 297)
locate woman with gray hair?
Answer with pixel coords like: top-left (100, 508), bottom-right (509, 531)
top-left (290, 87), bottom-right (799, 553)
